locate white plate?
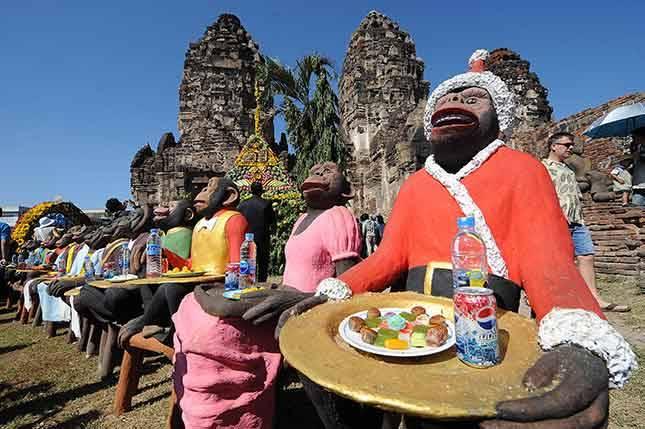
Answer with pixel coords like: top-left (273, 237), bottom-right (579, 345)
top-left (107, 274), bottom-right (138, 283)
top-left (338, 307), bottom-right (455, 358)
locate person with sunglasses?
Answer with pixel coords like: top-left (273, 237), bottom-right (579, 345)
top-left (542, 132), bottom-right (630, 312)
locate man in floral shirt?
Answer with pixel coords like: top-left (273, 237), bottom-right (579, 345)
top-left (542, 132), bottom-right (630, 312)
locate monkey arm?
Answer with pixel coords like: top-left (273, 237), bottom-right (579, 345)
top-left (225, 213), bottom-right (249, 263)
top-left (337, 182), bottom-right (413, 294)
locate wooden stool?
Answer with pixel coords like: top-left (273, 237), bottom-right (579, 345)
top-left (114, 334), bottom-right (182, 428)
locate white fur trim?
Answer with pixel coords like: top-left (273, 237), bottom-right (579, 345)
top-left (539, 308), bottom-right (638, 388)
top-left (315, 278), bottom-right (353, 301)
top-left (424, 71), bottom-right (518, 140)
top-left (424, 139), bottom-right (508, 278)
top-left (469, 49), bottom-right (490, 65)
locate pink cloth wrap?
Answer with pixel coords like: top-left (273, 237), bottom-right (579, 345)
top-left (282, 206), bottom-right (361, 292)
top-left (173, 293), bottom-right (281, 429)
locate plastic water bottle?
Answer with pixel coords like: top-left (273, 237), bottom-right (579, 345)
top-left (84, 255), bottom-right (95, 281)
top-left (120, 243), bottom-right (130, 276)
top-left (146, 229), bottom-right (162, 278)
top-left (451, 216), bottom-right (488, 288)
top-left (239, 233), bottom-right (257, 289)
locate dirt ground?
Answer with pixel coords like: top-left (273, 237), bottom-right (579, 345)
top-left (0, 276), bottom-right (643, 428)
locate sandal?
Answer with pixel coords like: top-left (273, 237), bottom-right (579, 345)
top-left (600, 303), bottom-right (631, 313)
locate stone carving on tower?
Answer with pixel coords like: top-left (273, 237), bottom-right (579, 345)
top-left (339, 11), bottom-right (429, 215)
top-left (130, 14), bottom-right (264, 204)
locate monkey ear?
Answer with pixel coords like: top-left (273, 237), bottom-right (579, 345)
top-left (340, 190), bottom-right (355, 200)
top-left (184, 208), bottom-right (195, 223)
top-left (222, 186), bottom-right (240, 208)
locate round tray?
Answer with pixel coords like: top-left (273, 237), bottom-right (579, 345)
top-left (162, 271), bottom-right (206, 278)
top-left (88, 274), bottom-right (224, 289)
top-left (279, 292), bottom-right (545, 420)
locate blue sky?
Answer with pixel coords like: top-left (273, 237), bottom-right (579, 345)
top-left (1, 0), bottom-right (643, 208)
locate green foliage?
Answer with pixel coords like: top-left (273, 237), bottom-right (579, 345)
top-left (269, 197), bottom-right (306, 276)
top-left (264, 54), bottom-right (349, 184)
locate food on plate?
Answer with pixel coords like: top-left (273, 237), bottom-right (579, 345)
top-left (367, 307), bottom-right (381, 319)
top-left (360, 327), bottom-right (378, 345)
top-left (348, 316), bottom-right (366, 332)
top-left (430, 314), bottom-right (447, 325)
top-left (384, 338), bottom-right (409, 350)
top-left (411, 306), bottom-right (427, 316)
top-left (350, 306), bottom-right (450, 350)
top-left (426, 323), bottom-right (449, 347)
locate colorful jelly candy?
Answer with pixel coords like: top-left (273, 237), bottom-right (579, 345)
top-left (385, 314), bottom-right (407, 331)
top-left (410, 331), bottom-right (426, 347)
top-left (384, 338), bottom-right (409, 350)
top-left (400, 312), bottom-right (416, 322)
top-left (364, 318), bottom-right (381, 329)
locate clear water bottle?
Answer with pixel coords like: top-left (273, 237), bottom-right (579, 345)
top-left (120, 243), bottom-right (130, 276)
top-left (146, 229), bottom-right (162, 278)
top-left (451, 216), bottom-right (488, 288)
top-left (239, 233), bottom-right (257, 289)
top-left (84, 255), bottom-right (95, 281)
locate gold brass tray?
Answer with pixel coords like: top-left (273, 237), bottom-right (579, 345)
top-left (88, 274), bottom-right (224, 289)
top-left (279, 292), bottom-right (545, 420)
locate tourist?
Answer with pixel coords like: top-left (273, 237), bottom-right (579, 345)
top-left (543, 131), bottom-right (630, 312)
top-left (0, 207), bottom-right (11, 299)
top-left (610, 161), bottom-right (632, 206)
top-left (375, 214), bottom-right (385, 246)
top-left (0, 207), bottom-right (11, 265)
top-left (243, 49), bottom-right (637, 428)
top-left (237, 181), bottom-right (275, 282)
top-left (630, 127), bottom-right (645, 206)
top-left (361, 213), bottom-right (378, 256)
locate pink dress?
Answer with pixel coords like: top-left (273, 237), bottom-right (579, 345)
top-left (282, 206), bottom-right (362, 292)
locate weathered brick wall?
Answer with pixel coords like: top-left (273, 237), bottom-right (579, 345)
top-left (582, 198), bottom-right (645, 282)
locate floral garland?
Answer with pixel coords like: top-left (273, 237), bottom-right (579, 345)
top-left (11, 201), bottom-right (90, 245)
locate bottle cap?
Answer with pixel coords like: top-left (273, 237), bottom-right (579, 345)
top-left (150, 228), bottom-right (160, 234)
top-left (457, 216), bottom-right (475, 229)
top-left (245, 233), bottom-right (254, 241)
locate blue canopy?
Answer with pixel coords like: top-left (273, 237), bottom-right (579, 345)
top-left (584, 102), bottom-right (645, 139)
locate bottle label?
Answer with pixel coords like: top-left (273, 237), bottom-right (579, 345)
top-left (453, 268), bottom-right (486, 288)
top-left (239, 260), bottom-right (250, 275)
top-left (147, 244), bottom-right (161, 257)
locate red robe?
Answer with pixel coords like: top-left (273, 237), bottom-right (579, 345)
top-left (339, 146), bottom-right (603, 323)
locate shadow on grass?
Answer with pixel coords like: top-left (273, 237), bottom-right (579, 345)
top-left (0, 381), bottom-right (54, 403)
top-left (0, 379), bottom-right (114, 426)
top-left (131, 390), bottom-right (171, 410)
top-left (15, 408), bottom-right (103, 429)
top-left (0, 343), bottom-right (30, 354)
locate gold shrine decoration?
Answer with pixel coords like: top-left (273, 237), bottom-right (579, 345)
top-left (254, 80), bottom-right (262, 137)
top-left (234, 135), bottom-right (280, 167)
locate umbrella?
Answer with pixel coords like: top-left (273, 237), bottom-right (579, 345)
top-left (583, 102), bottom-right (645, 138)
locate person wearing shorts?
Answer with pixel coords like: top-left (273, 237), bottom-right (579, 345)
top-left (543, 132), bottom-right (630, 312)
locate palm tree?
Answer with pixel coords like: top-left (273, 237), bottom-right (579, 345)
top-left (261, 54), bottom-right (349, 184)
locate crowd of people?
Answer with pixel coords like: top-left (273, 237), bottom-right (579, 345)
top-left (0, 48), bottom-right (640, 429)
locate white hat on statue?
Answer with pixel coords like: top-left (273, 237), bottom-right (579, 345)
top-left (423, 49), bottom-right (518, 140)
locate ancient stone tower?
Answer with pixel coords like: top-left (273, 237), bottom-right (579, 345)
top-left (487, 48), bottom-right (553, 138)
top-left (130, 14), bottom-right (262, 204)
top-left (339, 11), bottom-right (429, 215)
